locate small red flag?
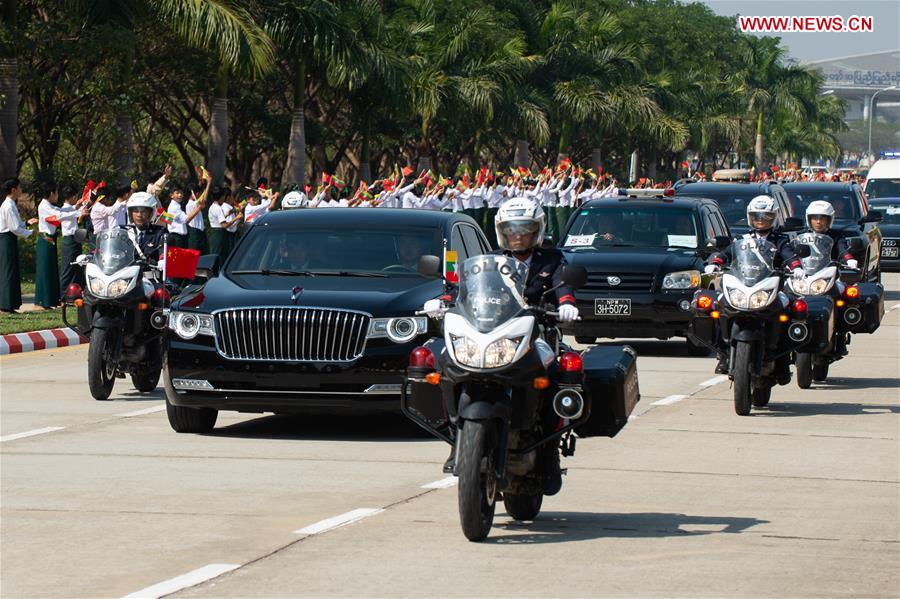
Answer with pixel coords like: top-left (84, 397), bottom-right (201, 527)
top-left (45, 216), bottom-right (62, 228)
top-left (401, 166), bottom-right (414, 177)
top-left (165, 246), bottom-right (201, 279)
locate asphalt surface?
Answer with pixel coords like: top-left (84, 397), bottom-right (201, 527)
top-left (2, 274), bottom-right (898, 598)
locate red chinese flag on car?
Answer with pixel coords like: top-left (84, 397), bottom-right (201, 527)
top-left (165, 246), bottom-right (200, 279)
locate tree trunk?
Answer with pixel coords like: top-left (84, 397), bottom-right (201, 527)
top-left (754, 111), bottom-right (765, 169)
top-left (284, 58), bottom-right (306, 186)
top-left (0, 57), bottom-right (16, 179)
top-left (358, 113), bottom-right (371, 183)
top-left (514, 139), bottom-right (529, 168)
top-left (416, 119), bottom-right (432, 173)
top-left (628, 150), bottom-right (639, 183)
top-left (207, 64), bottom-right (229, 184)
top-left (591, 148), bottom-right (602, 173)
top-left (115, 113), bottom-right (133, 185)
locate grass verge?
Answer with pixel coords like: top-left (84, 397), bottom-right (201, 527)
top-left (0, 308), bottom-right (67, 335)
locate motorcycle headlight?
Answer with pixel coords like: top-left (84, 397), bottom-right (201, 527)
top-left (749, 290), bottom-right (774, 309)
top-left (727, 287), bottom-right (748, 308)
top-left (367, 317), bottom-right (428, 343)
top-left (789, 278), bottom-right (809, 295)
top-left (450, 334), bottom-right (481, 367)
top-left (106, 278), bottom-right (131, 298)
top-left (484, 337), bottom-right (523, 369)
top-left (809, 279), bottom-right (829, 295)
top-left (169, 311), bottom-right (215, 340)
top-left (662, 270), bottom-right (701, 290)
top-left (87, 276), bottom-right (106, 296)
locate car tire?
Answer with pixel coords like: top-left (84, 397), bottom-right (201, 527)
top-left (165, 398), bottom-right (217, 433)
top-left (685, 337), bottom-right (712, 357)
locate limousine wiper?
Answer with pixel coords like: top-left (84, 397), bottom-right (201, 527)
top-left (308, 270), bottom-right (389, 278)
top-left (231, 269), bottom-right (316, 276)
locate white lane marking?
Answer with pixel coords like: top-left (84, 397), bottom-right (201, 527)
top-left (698, 375), bottom-right (728, 390)
top-left (422, 476), bottom-right (458, 489)
top-left (889, 303), bottom-right (900, 311)
top-left (116, 405), bottom-right (166, 418)
top-left (0, 427), bottom-right (65, 443)
top-left (293, 508), bottom-right (384, 535)
top-left (652, 394), bottom-right (689, 406)
top-left (121, 563), bottom-right (240, 599)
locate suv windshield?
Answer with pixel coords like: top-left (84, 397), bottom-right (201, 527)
top-left (693, 192), bottom-right (764, 229)
top-left (870, 201), bottom-right (900, 224)
top-left (563, 206), bottom-right (698, 249)
top-left (787, 190), bottom-right (860, 221)
top-left (865, 178), bottom-right (900, 199)
top-left (227, 226), bottom-right (441, 276)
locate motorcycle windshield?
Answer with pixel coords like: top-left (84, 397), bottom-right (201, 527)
top-left (457, 255), bottom-right (528, 333)
top-left (730, 237), bottom-right (776, 286)
top-left (94, 229), bottom-right (135, 275)
top-left (795, 232), bottom-right (833, 273)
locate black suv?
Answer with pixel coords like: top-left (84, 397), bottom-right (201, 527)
top-left (558, 192), bottom-right (729, 355)
top-left (674, 180), bottom-right (794, 236)
top-left (783, 182), bottom-right (883, 282)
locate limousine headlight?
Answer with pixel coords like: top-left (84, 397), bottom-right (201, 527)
top-left (169, 311), bottom-right (215, 340)
top-left (367, 317), bottom-right (428, 343)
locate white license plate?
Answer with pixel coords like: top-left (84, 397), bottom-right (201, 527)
top-left (882, 247), bottom-right (899, 258)
top-left (595, 299), bottom-right (631, 316)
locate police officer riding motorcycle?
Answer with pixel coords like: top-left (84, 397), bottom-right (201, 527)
top-left (67, 192), bottom-right (170, 400)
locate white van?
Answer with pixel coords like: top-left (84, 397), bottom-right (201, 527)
top-left (864, 158), bottom-right (900, 199)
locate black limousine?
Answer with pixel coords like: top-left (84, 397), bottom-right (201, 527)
top-left (163, 208), bottom-right (492, 433)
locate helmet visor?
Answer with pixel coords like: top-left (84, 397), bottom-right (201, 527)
top-left (748, 211), bottom-right (775, 225)
top-left (497, 220), bottom-right (540, 236)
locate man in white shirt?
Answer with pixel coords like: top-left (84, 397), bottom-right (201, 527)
top-left (1, 178), bottom-right (39, 312)
top-left (186, 176), bottom-right (211, 253)
top-left (58, 183), bottom-right (88, 292)
top-left (35, 182), bottom-right (85, 308)
top-left (90, 193), bottom-right (127, 238)
top-left (243, 191), bottom-right (272, 225)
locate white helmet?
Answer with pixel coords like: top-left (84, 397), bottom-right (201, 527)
top-left (805, 200), bottom-right (834, 228)
top-left (495, 197), bottom-right (545, 253)
top-left (126, 191), bottom-right (158, 223)
top-left (281, 191), bottom-right (307, 210)
top-left (746, 195), bottom-right (778, 231)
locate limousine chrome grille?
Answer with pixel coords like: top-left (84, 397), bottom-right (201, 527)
top-left (214, 307), bottom-right (370, 362)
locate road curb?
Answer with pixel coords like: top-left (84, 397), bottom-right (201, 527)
top-left (0, 328), bottom-right (88, 355)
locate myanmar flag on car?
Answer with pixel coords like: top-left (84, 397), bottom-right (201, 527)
top-left (444, 248), bottom-right (458, 284)
top-left (165, 246), bottom-right (200, 279)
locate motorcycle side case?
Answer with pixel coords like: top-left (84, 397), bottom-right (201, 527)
top-left (802, 296), bottom-right (835, 354)
top-left (688, 314), bottom-right (718, 349)
top-left (576, 345), bottom-right (640, 438)
top-left (849, 282), bottom-right (884, 334)
top-left (405, 338), bottom-right (449, 430)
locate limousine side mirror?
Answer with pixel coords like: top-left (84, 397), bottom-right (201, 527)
top-left (562, 265), bottom-right (588, 289)
top-left (74, 228), bottom-right (89, 244)
top-left (781, 217), bottom-right (804, 233)
top-left (195, 254), bottom-right (221, 281)
top-left (860, 210), bottom-right (883, 224)
top-left (417, 255), bottom-right (442, 279)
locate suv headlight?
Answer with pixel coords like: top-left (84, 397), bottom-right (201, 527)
top-left (662, 270), bottom-right (701, 290)
top-left (450, 334), bottom-right (481, 367)
top-left (484, 337), bottom-right (523, 369)
top-left (367, 317), bottom-right (427, 343)
top-left (169, 311), bottom-right (215, 340)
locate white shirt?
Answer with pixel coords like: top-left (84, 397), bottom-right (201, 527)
top-left (244, 199), bottom-right (271, 224)
top-left (401, 191), bottom-right (419, 209)
top-left (186, 199), bottom-right (204, 230)
top-left (558, 177), bottom-right (579, 207)
top-left (38, 199), bottom-right (79, 236)
top-left (420, 193), bottom-right (451, 210)
top-left (488, 185), bottom-right (507, 208)
top-left (223, 204), bottom-right (239, 233)
top-left (0, 197), bottom-right (32, 237)
top-left (208, 202), bottom-right (227, 228)
top-left (166, 199), bottom-right (189, 235)
top-left (59, 203), bottom-right (80, 236)
top-left (90, 200), bottom-right (125, 235)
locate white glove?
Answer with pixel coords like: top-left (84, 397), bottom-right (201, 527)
top-left (423, 298), bottom-right (447, 319)
top-left (704, 264), bottom-right (720, 274)
top-left (792, 268), bottom-right (806, 280)
top-left (558, 304), bottom-right (580, 322)
top-left (846, 259), bottom-right (858, 270)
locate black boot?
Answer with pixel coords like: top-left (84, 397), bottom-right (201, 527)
top-left (715, 352), bottom-right (729, 374)
top-left (541, 444), bottom-right (562, 496)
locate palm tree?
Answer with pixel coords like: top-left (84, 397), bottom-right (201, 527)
top-left (0, 0), bottom-right (17, 179)
top-left (740, 36), bottom-right (819, 169)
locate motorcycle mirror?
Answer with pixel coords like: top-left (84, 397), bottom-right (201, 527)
top-left (417, 255), bottom-right (442, 279)
top-left (561, 265), bottom-right (588, 289)
top-left (74, 228), bottom-right (89, 244)
top-left (795, 244), bottom-right (812, 258)
top-left (195, 254), bottom-right (220, 281)
top-left (847, 237), bottom-right (865, 251)
top-left (781, 217), bottom-right (804, 233)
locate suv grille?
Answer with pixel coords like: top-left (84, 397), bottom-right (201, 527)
top-left (214, 307), bottom-right (370, 362)
top-left (583, 272), bottom-right (654, 293)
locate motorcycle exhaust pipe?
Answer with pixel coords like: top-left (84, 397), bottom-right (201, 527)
top-left (150, 311), bottom-right (168, 330)
top-left (552, 388), bottom-right (584, 420)
top-left (843, 307), bottom-right (862, 327)
top-left (787, 322), bottom-right (809, 343)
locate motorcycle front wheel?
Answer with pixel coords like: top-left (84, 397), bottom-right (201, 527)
top-left (457, 420), bottom-right (497, 542)
top-left (732, 341), bottom-right (752, 416)
top-left (88, 327), bottom-right (118, 401)
top-left (796, 353), bottom-right (813, 389)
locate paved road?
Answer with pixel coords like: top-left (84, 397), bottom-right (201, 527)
top-left (2, 275), bottom-right (898, 598)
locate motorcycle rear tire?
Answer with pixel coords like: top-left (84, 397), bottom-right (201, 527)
top-left (751, 385), bottom-right (771, 407)
top-left (457, 420), bottom-right (496, 542)
top-left (503, 493), bottom-right (543, 521)
top-left (88, 327), bottom-right (117, 401)
top-left (796, 353), bottom-right (813, 389)
top-left (812, 362), bottom-right (829, 382)
top-left (131, 368), bottom-right (161, 393)
top-left (732, 342), bottom-right (752, 416)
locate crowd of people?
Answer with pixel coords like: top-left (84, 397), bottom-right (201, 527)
top-left (0, 158), bottom-right (871, 313)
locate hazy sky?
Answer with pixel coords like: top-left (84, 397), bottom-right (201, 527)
top-left (700, 0), bottom-right (900, 63)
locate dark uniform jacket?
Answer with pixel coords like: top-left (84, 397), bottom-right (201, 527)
top-left (123, 224), bottom-right (168, 264)
top-left (710, 230), bottom-right (801, 272)
top-left (497, 247), bottom-right (576, 307)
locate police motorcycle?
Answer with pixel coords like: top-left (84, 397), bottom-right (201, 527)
top-left (62, 215), bottom-right (170, 401)
top-left (402, 254), bottom-right (640, 542)
top-left (691, 236), bottom-right (813, 415)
